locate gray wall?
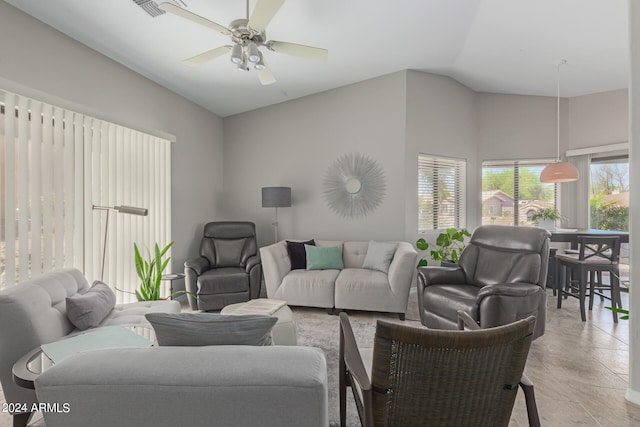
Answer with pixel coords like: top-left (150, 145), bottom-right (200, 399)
top-left (0, 2), bottom-right (224, 277)
top-left (222, 69), bottom-right (629, 249)
top-left (223, 72), bottom-right (408, 247)
top-left (568, 89), bottom-right (628, 149)
top-left (404, 70), bottom-right (478, 243)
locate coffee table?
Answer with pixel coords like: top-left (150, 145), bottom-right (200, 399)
top-left (13, 325), bottom-right (154, 390)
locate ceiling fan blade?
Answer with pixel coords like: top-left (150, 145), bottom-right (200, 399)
top-left (257, 66), bottom-right (276, 86)
top-left (159, 3), bottom-right (231, 35)
top-left (267, 41), bottom-right (328, 60)
top-left (248, 0), bottom-right (286, 32)
top-left (183, 46), bottom-right (231, 66)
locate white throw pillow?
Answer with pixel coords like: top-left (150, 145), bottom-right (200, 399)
top-left (362, 241), bottom-right (397, 273)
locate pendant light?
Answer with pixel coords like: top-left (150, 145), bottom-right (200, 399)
top-left (540, 59), bottom-right (579, 183)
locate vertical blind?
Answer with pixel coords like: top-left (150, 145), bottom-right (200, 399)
top-left (418, 154), bottom-right (466, 232)
top-left (1, 90), bottom-right (171, 303)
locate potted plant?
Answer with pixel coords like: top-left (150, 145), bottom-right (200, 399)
top-left (430, 227), bottom-right (471, 266)
top-left (530, 207), bottom-right (562, 231)
top-left (416, 227), bottom-right (471, 268)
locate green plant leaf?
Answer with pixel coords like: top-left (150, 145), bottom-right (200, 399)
top-left (417, 259), bottom-right (428, 267)
top-left (416, 238), bottom-right (429, 251)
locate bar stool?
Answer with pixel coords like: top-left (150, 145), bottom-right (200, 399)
top-left (555, 236), bottom-right (622, 322)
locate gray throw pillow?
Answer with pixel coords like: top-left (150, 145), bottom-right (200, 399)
top-left (66, 280), bottom-right (116, 330)
top-left (145, 312), bottom-right (278, 346)
top-left (362, 241), bottom-right (398, 273)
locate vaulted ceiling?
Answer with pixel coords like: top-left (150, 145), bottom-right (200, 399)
top-left (5, 0), bottom-right (629, 117)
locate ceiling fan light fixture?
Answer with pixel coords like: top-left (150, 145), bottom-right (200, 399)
top-left (237, 56), bottom-right (249, 71)
top-left (230, 43), bottom-right (243, 64)
top-left (254, 51), bottom-right (265, 70)
top-left (247, 42), bottom-right (260, 63)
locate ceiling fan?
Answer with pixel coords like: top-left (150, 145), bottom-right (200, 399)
top-left (159, 0), bottom-right (328, 85)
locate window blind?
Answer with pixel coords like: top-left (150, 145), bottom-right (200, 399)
top-left (418, 154), bottom-right (466, 232)
top-left (1, 90), bottom-right (171, 302)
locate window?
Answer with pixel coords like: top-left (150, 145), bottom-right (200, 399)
top-left (590, 154), bottom-right (629, 231)
top-left (1, 90), bottom-right (171, 302)
top-left (482, 160), bottom-right (556, 226)
top-left (418, 154), bottom-right (466, 232)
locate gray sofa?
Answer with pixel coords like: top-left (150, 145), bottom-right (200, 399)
top-left (35, 345), bottom-right (328, 427)
top-left (260, 240), bottom-right (417, 319)
top-left (0, 268), bottom-right (181, 426)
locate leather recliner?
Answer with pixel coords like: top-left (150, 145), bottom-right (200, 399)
top-left (184, 222), bottom-right (262, 311)
top-left (418, 225), bottom-right (550, 339)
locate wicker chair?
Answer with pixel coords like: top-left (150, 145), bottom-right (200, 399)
top-left (339, 312), bottom-right (540, 427)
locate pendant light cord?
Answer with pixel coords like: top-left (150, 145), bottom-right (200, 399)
top-left (556, 59), bottom-right (566, 161)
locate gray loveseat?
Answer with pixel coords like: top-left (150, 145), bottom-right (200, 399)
top-left (260, 240), bottom-right (417, 319)
top-left (0, 268), bottom-right (181, 426)
top-left (35, 345), bottom-right (328, 427)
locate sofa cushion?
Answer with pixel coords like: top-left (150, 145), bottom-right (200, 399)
top-left (65, 281), bottom-right (116, 330)
top-left (306, 245), bottom-right (344, 270)
top-left (362, 241), bottom-right (397, 273)
top-left (146, 312), bottom-right (277, 346)
top-left (197, 267), bottom-right (249, 294)
top-left (286, 239), bottom-right (315, 270)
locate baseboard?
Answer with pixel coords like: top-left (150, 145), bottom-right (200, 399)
top-left (626, 388), bottom-right (640, 406)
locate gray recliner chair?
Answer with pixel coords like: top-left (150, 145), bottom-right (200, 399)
top-left (184, 222), bottom-right (262, 311)
top-left (418, 225), bottom-right (550, 339)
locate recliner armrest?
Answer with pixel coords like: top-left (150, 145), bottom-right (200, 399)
top-left (245, 255), bottom-right (261, 273)
top-left (418, 267), bottom-right (466, 288)
top-left (184, 256), bottom-right (210, 276)
top-left (476, 283), bottom-right (542, 301)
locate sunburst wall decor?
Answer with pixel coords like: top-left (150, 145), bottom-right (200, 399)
top-left (322, 153), bottom-right (387, 218)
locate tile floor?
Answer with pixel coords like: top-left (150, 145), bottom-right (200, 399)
top-left (1, 288), bottom-right (640, 426)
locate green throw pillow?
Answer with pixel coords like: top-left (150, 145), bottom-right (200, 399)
top-left (305, 244), bottom-right (344, 270)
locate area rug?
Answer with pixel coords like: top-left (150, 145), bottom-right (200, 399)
top-left (292, 291), bottom-right (422, 427)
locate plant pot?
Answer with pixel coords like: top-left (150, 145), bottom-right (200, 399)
top-left (538, 218), bottom-right (556, 231)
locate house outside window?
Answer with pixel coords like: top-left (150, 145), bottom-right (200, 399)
top-left (418, 154), bottom-right (466, 232)
top-left (482, 160), bottom-right (556, 226)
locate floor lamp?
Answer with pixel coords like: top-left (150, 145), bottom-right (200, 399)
top-left (261, 187), bottom-right (291, 243)
top-left (92, 205), bottom-right (148, 281)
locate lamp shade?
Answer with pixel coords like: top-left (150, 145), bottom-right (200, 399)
top-left (262, 187), bottom-right (291, 208)
top-left (540, 161), bottom-right (579, 183)
top-left (114, 205), bottom-right (148, 216)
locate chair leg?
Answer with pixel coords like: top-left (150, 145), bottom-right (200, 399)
top-left (588, 270), bottom-right (596, 311)
top-left (13, 413), bottom-right (32, 427)
top-left (520, 375), bottom-right (541, 427)
top-left (610, 271), bottom-right (620, 323)
top-left (339, 329), bottom-right (347, 427)
top-left (557, 264), bottom-right (565, 309)
top-left (579, 267), bottom-right (587, 321)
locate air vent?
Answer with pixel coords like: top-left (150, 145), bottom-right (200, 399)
top-left (133, 0), bottom-right (188, 18)
top-left (132, 0), bottom-right (165, 17)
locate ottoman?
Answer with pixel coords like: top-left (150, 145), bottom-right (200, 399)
top-left (221, 299), bottom-right (297, 345)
